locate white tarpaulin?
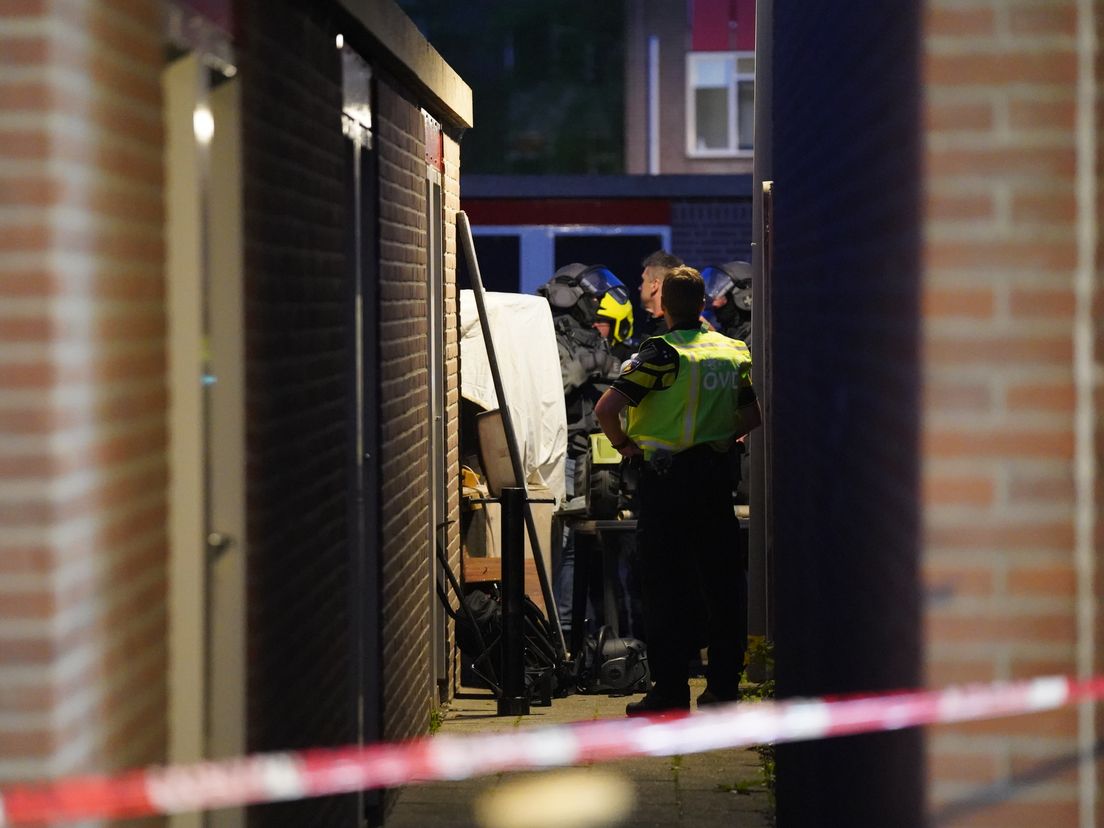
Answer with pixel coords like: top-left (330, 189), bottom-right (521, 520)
top-left (460, 290), bottom-right (567, 503)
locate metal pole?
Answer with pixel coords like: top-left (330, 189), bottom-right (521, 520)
top-left (457, 211), bottom-right (567, 659)
top-left (748, 0), bottom-right (774, 666)
top-left (498, 487), bottom-right (529, 716)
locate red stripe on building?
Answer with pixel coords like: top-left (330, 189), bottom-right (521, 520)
top-left (734, 0), bottom-right (756, 51)
top-left (692, 0), bottom-right (731, 51)
top-left (424, 113), bottom-right (444, 173)
top-left (460, 199), bottom-right (671, 226)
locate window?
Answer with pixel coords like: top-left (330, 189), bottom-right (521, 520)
top-left (686, 52), bottom-right (754, 157)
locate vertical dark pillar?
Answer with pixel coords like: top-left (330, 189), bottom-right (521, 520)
top-left (767, 1), bottom-right (925, 825)
top-left (498, 487), bottom-right (530, 716)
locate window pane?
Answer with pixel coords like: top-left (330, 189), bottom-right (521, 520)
top-left (738, 80), bottom-right (754, 150)
top-left (691, 55), bottom-right (730, 88)
top-left (736, 56), bottom-right (755, 75)
top-left (696, 87), bottom-right (730, 150)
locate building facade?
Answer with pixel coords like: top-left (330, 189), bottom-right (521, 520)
top-left (625, 0), bottom-right (756, 175)
top-left (460, 174), bottom-right (752, 303)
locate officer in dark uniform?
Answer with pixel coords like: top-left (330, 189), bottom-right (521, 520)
top-left (594, 266), bottom-right (761, 715)
top-left (537, 263), bottom-right (632, 473)
top-left (537, 264), bottom-right (636, 642)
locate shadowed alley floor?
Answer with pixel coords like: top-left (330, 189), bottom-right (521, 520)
top-left (384, 678), bottom-right (774, 828)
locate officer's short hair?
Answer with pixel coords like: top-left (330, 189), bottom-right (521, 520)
top-left (642, 250), bottom-right (683, 271)
top-left (661, 266), bottom-right (706, 324)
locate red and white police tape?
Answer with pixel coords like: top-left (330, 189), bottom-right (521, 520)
top-left (3, 674), bottom-right (1104, 825)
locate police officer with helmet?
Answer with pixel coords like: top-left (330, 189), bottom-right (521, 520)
top-left (594, 265), bottom-right (761, 715)
top-left (537, 263), bottom-right (638, 642)
top-left (703, 260), bottom-right (754, 503)
top-left (702, 260), bottom-right (753, 345)
top-left (537, 263), bottom-right (633, 461)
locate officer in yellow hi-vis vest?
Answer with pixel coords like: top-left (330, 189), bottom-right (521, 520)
top-left (595, 265), bottom-right (761, 716)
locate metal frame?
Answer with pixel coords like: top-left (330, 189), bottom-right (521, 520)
top-left (469, 224), bottom-right (673, 295)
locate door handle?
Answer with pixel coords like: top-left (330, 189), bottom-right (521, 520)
top-left (206, 532), bottom-right (235, 560)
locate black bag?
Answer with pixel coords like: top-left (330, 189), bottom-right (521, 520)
top-left (576, 625), bottom-right (650, 695)
top-left (447, 585), bottom-right (569, 702)
top-left (454, 589), bottom-right (501, 659)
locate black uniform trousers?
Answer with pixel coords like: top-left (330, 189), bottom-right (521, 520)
top-left (635, 444), bottom-right (747, 703)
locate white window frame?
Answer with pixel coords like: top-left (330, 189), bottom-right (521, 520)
top-left (685, 51), bottom-right (755, 159)
top-left (470, 224), bottom-right (673, 295)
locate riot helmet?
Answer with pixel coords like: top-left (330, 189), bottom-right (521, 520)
top-left (538, 263), bottom-right (634, 343)
top-left (702, 258), bottom-right (755, 337)
top-left (702, 261), bottom-right (752, 330)
top-left (703, 261), bottom-right (752, 310)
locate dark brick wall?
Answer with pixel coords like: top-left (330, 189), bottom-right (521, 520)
top-left (234, 5), bottom-right (464, 823)
top-left (238, 2), bottom-right (356, 824)
top-left (670, 198), bottom-right (753, 268)
top-left (375, 76), bottom-right (434, 744)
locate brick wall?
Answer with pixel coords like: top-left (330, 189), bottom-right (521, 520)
top-left (444, 135), bottom-right (463, 686)
top-left (0, 0), bottom-right (168, 786)
top-left (375, 76), bottom-right (434, 744)
top-left (237, 3), bottom-right (357, 824)
top-left (922, 0), bottom-right (1092, 822)
top-left (670, 199), bottom-right (753, 267)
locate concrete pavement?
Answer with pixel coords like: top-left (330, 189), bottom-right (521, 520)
top-left (384, 678), bottom-right (774, 828)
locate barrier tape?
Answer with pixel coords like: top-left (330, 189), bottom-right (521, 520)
top-left (3, 674), bottom-right (1104, 825)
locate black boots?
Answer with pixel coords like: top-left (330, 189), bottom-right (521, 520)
top-left (625, 692), bottom-right (690, 717)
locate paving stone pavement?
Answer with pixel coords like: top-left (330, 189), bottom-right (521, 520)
top-left (384, 678), bottom-right (774, 828)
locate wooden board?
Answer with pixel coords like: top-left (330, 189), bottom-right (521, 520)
top-left (461, 554), bottom-right (546, 610)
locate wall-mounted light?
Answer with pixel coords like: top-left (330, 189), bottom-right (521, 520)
top-left (193, 105), bottom-right (215, 145)
top-left (336, 33), bottom-right (344, 49)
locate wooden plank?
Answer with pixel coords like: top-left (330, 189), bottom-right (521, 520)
top-left (462, 554), bottom-right (545, 609)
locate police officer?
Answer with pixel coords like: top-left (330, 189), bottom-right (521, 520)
top-left (703, 260), bottom-right (754, 503)
top-left (638, 250), bottom-right (684, 339)
top-left (702, 260), bottom-right (753, 344)
top-left (537, 263), bottom-right (635, 642)
top-left (537, 263), bottom-right (633, 470)
top-left (594, 266), bottom-right (761, 715)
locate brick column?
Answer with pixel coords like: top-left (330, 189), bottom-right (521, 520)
top-left (922, 1), bottom-right (1091, 822)
top-left (0, 1), bottom-right (168, 781)
top-left (443, 134), bottom-right (463, 690)
top-left (376, 77), bottom-right (433, 744)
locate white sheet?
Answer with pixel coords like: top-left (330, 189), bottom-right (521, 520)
top-left (460, 290), bottom-right (567, 503)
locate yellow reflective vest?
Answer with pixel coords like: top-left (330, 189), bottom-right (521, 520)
top-left (625, 328), bottom-right (753, 457)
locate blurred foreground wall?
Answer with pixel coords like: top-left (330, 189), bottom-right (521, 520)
top-left (922, 1), bottom-right (1102, 824)
top-left (0, 1), bottom-right (170, 783)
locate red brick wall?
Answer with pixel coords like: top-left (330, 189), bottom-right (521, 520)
top-left (922, 0), bottom-right (1091, 820)
top-left (0, 0), bottom-right (168, 782)
top-left (376, 78), bottom-right (434, 743)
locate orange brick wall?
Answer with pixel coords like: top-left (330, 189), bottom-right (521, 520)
top-left (0, 0), bottom-right (168, 784)
top-left (444, 134), bottom-right (463, 690)
top-left (922, 0), bottom-right (1093, 820)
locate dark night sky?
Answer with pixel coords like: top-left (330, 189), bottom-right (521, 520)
top-left (397, 0), bottom-right (625, 174)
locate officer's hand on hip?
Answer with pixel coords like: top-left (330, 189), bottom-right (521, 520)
top-left (616, 439), bottom-right (642, 459)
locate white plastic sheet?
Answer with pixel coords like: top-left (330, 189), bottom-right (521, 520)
top-left (460, 290), bottom-right (567, 503)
